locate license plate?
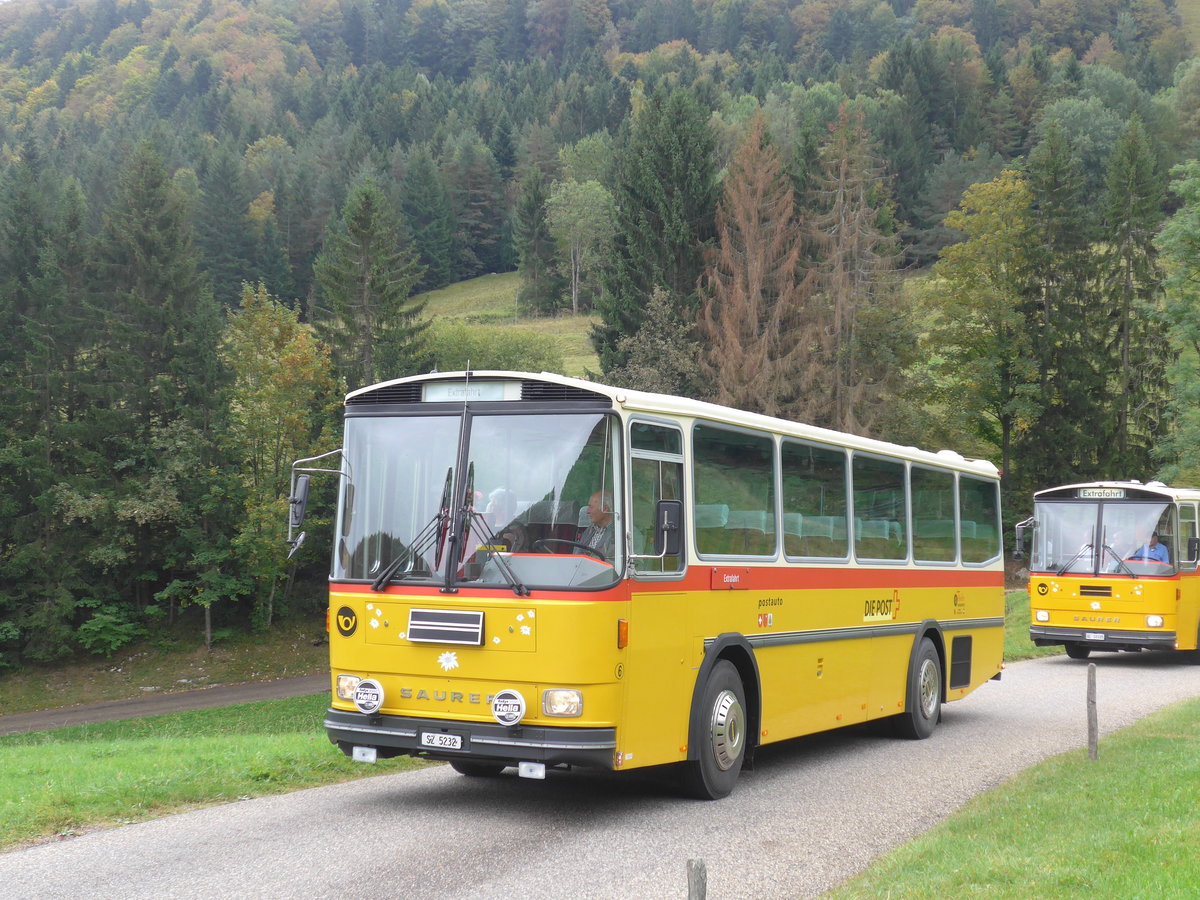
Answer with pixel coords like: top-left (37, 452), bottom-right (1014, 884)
top-left (420, 731), bottom-right (463, 750)
top-left (1085, 632), bottom-right (1105, 641)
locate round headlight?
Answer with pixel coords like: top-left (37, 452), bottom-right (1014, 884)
top-left (1146, 615), bottom-right (1164, 628)
top-left (1035, 610), bottom-right (1049, 622)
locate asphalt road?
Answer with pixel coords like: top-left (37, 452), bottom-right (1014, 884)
top-left (1, 653), bottom-right (1197, 899)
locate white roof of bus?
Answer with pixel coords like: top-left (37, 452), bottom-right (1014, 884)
top-left (1034, 480), bottom-right (1200, 502)
top-left (348, 370), bottom-right (1000, 478)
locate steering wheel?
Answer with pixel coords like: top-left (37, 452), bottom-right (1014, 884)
top-left (533, 538), bottom-right (605, 561)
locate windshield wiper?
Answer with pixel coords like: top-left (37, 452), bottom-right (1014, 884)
top-left (1100, 542), bottom-right (1138, 578)
top-left (370, 467), bottom-right (452, 592)
top-left (464, 509), bottom-right (530, 597)
top-left (1055, 543), bottom-right (1093, 577)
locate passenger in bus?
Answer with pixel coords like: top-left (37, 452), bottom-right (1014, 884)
top-left (577, 490), bottom-right (616, 559)
top-left (500, 522), bottom-right (530, 552)
top-left (1130, 531), bottom-right (1169, 563)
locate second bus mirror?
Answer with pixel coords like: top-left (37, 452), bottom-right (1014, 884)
top-left (1189, 537), bottom-right (1200, 563)
top-left (290, 474), bottom-right (311, 529)
top-left (654, 499), bottom-right (683, 557)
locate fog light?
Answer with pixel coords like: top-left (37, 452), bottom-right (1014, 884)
top-left (542, 689), bottom-right (583, 717)
top-left (1036, 610), bottom-right (1049, 622)
top-left (1146, 615), bottom-right (1164, 628)
top-left (337, 674), bottom-right (362, 700)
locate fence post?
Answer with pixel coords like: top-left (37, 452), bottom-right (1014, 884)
top-left (1087, 662), bottom-right (1098, 761)
top-left (687, 858), bottom-right (707, 900)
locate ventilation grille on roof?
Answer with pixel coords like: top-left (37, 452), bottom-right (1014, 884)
top-left (346, 378), bottom-right (610, 406)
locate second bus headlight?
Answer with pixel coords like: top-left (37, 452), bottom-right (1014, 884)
top-left (542, 689), bottom-right (583, 717)
top-left (337, 674), bottom-right (362, 700)
top-left (1146, 615), bottom-right (1164, 628)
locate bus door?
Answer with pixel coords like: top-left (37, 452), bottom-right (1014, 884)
top-left (619, 421), bottom-right (691, 768)
top-left (1178, 502), bottom-right (1200, 651)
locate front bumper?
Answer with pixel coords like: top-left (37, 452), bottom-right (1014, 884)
top-left (1029, 625), bottom-right (1176, 652)
top-left (324, 708), bottom-right (617, 769)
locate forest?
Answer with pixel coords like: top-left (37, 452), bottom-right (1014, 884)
top-left (2, 0), bottom-right (1200, 668)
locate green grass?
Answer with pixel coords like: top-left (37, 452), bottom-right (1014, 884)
top-left (822, 696), bottom-right (1200, 899)
top-left (0, 693), bottom-right (426, 850)
top-left (416, 271), bottom-right (600, 377)
top-left (0, 617), bottom-right (330, 715)
top-left (1005, 587), bottom-right (1061, 662)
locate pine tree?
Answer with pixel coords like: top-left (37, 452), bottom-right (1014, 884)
top-left (1102, 116), bottom-right (1169, 474)
top-left (399, 144), bottom-right (456, 291)
top-left (696, 114), bottom-right (817, 418)
top-left (807, 106), bottom-right (913, 437)
top-left (1017, 124), bottom-right (1107, 488)
top-left (313, 175), bottom-right (428, 387)
top-left (512, 167), bottom-right (566, 315)
top-left (595, 83), bottom-right (718, 373)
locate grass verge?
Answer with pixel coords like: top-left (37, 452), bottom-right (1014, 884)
top-left (0, 693), bottom-right (425, 851)
top-left (822, 696), bottom-right (1200, 899)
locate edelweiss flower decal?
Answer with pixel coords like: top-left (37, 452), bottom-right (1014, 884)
top-left (438, 651), bottom-right (459, 672)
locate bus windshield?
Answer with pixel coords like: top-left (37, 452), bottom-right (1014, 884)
top-left (334, 411), bottom-right (622, 589)
top-left (1032, 500), bottom-right (1176, 576)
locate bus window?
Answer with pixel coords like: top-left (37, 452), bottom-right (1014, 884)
top-left (852, 454), bottom-right (907, 561)
top-left (630, 422), bottom-right (683, 574)
top-left (911, 467), bottom-right (956, 563)
top-left (960, 476), bottom-right (1001, 563)
top-left (782, 441), bottom-right (849, 559)
top-left (693, 425), bottom-right (776, 557)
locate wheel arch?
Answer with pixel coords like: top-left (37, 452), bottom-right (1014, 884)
top-left (908, 619), bottom-right (946, 701)
top-left (686, 633), bottom-right (761, 764)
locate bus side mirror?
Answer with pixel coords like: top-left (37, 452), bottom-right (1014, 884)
top-left (654, 499), bottom-right (683, 557)
top-left (290, 474), bottom-right (310, 529)
top-left (1013, 516), bottom-right (1034, 561)
top-left (1188, 537), bottom-right (1200, 563)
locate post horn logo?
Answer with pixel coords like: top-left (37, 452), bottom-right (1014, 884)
top-left (336, 606), bottom-right (357, 637)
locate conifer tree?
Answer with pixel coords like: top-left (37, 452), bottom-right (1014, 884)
top-left (595, 83), bottom-right (718, 373)
top-left (399, 145), bottom-right (456, 291)
top-left (512, 167), bottom-right (566, 315)
top-left (313, 174), bottom-right (428, 387)
top-left (807, 106), bottom-right (913, 437)
top-left (1102, 116), bottom-right (1169, 473)
top-left (696, 114), bottom-right (817, 418)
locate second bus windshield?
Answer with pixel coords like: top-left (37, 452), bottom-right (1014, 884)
top-left (1032, 500), bottom-right (1176, 575)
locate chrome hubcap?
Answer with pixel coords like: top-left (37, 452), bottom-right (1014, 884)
top-left (918, 657), bottom-right (940, 719)
top-left (710, 689), bottom-right (745, 771)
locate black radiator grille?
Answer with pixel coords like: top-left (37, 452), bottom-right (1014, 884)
top-left (1079, 584), bottom-right (1113, 598)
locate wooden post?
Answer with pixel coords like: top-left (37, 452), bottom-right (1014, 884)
top-left (1087, 663), bottom-right (1098, 761)
top-left (687, 858), bottom-right (707, 900)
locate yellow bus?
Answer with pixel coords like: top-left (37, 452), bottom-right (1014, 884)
top-left (289, 371), bottom-right (1005, 799)
top-left (1018, 481), bottom-right (1200, 660)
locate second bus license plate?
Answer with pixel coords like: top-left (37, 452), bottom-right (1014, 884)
top-left (420, 731), bottom-right (464, 750)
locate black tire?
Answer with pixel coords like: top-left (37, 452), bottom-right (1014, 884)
top-left (1065, 643), bottom-right (1092, 660)
top-left (681, 660), bottom-right (748, 800)
top-left (449, 759), bottom-right (507, 777)
top-left (893, 637), bottom-right (942, 740)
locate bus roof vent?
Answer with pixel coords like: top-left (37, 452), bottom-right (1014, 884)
top-left (346, 382), bottom-right (423, 405)
top-left (520, 380), bottom-right (610, 404)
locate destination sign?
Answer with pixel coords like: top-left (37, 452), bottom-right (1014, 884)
top-left (1078, 487), bottom-right (1125, 499)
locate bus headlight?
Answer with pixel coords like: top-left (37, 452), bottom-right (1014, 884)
top-left (337, 674), bottom-right (362, 700)
top-left (1146, 615), bottom-right (1164, 628)
top-left (542, 689), bottom-right (583, 717)
top-left (1035, 610), bottom-right (1049, 622)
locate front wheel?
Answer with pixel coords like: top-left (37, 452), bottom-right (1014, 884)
top-left (893, 637), bottom-right (942, 740)
top-left (681, 660), bottom-right (748, 800)
top-left (1065, 643), bottom-right (1092, 660)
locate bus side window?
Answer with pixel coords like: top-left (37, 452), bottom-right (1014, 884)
top-left (630, 422), bottom-right (684, 574)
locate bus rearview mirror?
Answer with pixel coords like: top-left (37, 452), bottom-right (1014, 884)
top-left (654, 499), bottom-right (683, 557)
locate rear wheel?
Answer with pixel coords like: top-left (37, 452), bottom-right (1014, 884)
top-left (449, 759), bottom-right (507, 777)
top-left (1065, 643), bottom-right (1092, 660)
top-left (893, 637), bottom-right (942, 740)
top-left (681, 660), bottom-right (747, 800)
